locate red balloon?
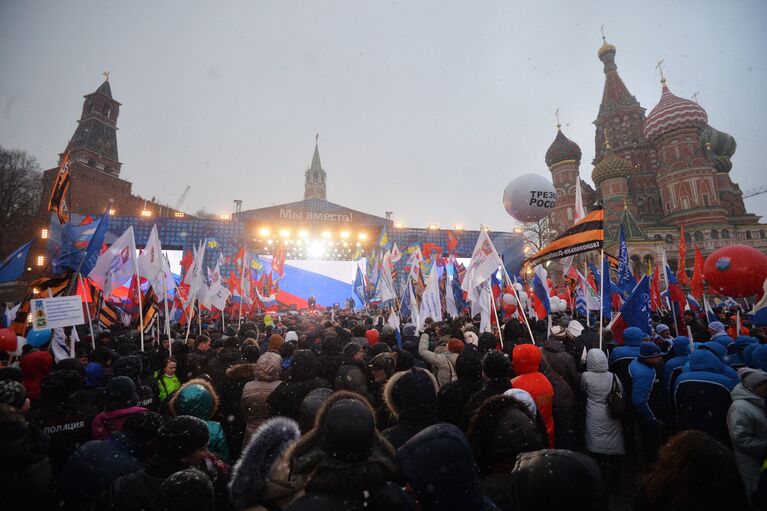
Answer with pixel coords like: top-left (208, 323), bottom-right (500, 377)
top-left (703, 245), bottom-right (767, 298)
top-left (503, 304), bottom-right (517, 316)
top-left (0, 328), bottom-right (17, 353)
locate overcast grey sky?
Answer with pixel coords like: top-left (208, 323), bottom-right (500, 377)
top-left (2, 0), bottom-right (766, 230)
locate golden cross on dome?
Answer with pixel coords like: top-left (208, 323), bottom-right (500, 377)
top-left (102, 70), bottom-right (110, 81)
top-left (692, 91), bottom-right (700, 103)
top-left (555, 108), bottom-right (561, 130)
top-left (655, 60), bottom-right (666, 83)
top-left (315, 133), bottom-right (319, 144)
top-left (600, 25), bottom-right (606, 42)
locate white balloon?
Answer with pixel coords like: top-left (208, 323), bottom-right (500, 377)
top-left (503, 173), bottom-right (557, 223)
top-left (518, 291), bottom-right (528, 304)
top-left (502, 293), bottom-right (517, 306)
top-left (9, 336), bottom-right (26, 357)
top-left (514, 282), bottom-right (524, 292)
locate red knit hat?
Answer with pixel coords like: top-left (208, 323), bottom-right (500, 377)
top-left (447, 338), bottom-right (465, 354)
top-left (365, 329), bottom-right (380, 346)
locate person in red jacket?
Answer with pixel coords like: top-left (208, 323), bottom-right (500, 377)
top-left (512, 344), bottom-right (555, 447)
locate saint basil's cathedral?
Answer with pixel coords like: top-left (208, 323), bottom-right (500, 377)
top-left (544, 37), bottom-right (767, 272)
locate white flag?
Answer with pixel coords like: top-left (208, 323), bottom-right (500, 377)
top-left (390, 243), bottom-right (402, 264)
top-left (88, 226), bottom-right (138, 297)
top-left (379, 253), bottom-right (397, 303)
top-left (137, 225), bottom-right (175, 300)
top-left (208, 261), bottom-right (231, 311)
top-left (387, 308), bottom-right (400, 333)
top-left (418, 262), bottom-right (442, 331)
top-left (477, 282), bottom-right (493, 333)
top-left (184, 241), bottom-right (207, 306)
top-left (563, 180), bottom-right (587, 276)
top-left (461, 230), bottom-right (502, 301)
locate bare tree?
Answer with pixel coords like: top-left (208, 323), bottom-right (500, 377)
top-left (523, 216), bottom-right (555, 254)
top-left (0, 147), bottom-right (41, 258)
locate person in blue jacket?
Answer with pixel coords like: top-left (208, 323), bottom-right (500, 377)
top-left (751, 344), bottom-right (767, 372)
top-left (725, 336), bottom-right (757, 369)
top-left (708, 321), bottom-right (733, 351)
top-left (609, 327), bottom-right (645, 366)
top-left (629, 342), bottom-right (666, 465)
top-left (662, 336), bottom-right (691, 401)
top-left (675, 350), bottom-right (739, 393)
top-left (169, 379), bottom-right (230, 462)
top-left (699, 342), bottom-right (739, 382)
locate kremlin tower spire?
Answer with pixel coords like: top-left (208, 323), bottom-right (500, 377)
top-left (304, 134), bottom-right (327, 200)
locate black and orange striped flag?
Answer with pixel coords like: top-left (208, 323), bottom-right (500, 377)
top-left (48, 151), bottom-right (71, 224)
top-left (98, 299), bottom-right (121, 329)
top-left (10, 276), bottom-right (71, 335)
top-left (524, 208), bottom-right (604, 268)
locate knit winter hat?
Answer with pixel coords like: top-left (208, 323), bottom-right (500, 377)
top-left (447, 338), bottom-right (465, 354)
top-left (85, 362), bottom-right (105, 387)
top-left (566, 320), bottom-right (584, 338)
top-left (655, 324), bottom-right (671, 335)
top-left (105, 376), bottom-right (138, 411)
top-left (708, 321), bottom-right (726, 333)
top-left (268, 334), bottom-right (284, 353)
top-left (550, 326), bottom-right (567, 340)
top-left (464, 331), bottom-right (479, 346)
top-left (639, 342), bottom-right (662, 359)
top-left (40, 369), bottom-right (82, 403)
top-left (285, 331), bottom-right (299, 343)
top-left (113, 355), bottom-right (142, 380)
top-left (483, 351), bottom-right (511, 379)
top-left (738, 367), bottom-right (767, 392)
top-left (0, 380), bottom-right (26, 408)
top-left (154, 468), bottom-right (215, 511)
top-left (318, 398), bottom-right (375, 463)
top-left (157, 415), bottom-right (210, 459)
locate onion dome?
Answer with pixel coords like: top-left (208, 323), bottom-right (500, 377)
top-left (598, 40), bottom-right (616, 60)
top-left (644, 82), bottom-right (708, 142)
top-left (592, 148), bottom-right (633, 186)
top-left (701, 124), bottom-right (736, 172)
top-left (545, 129), bottom-right (582, 167)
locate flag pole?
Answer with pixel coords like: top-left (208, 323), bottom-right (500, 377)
top-left (184, 300), bottom-right (194, 343)
top-left (736, 308), bottom-right (741, 336)
top-left (237, 250), bottom-right (246, 332)
top-left (78, 274), bottom-right (96, 349)
top-left (161, 270), bottom-right (171, 339)
top-left (500, 265), bottom-right (535, 343)
top-left (490, 289), bottom-right (504, 348)
top-left (599, 249), bottom-right (604, 350)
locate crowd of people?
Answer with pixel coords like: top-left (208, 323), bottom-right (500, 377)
top-left (1, 304), bottom-right (766, 510)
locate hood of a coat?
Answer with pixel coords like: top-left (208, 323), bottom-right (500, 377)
top-left (671, 336), bottom-right (691, 357)
top-left (513, 344), bottom-right (541, 375)
top-left (254, 352), bottom-right (283, 382)
top-left (688, 350), bottom-right (725, 374)
top-left (20, 351), bottom-right (53, 380)
top-left (226, 363), bottom-right (257, 382)
top-left (586, 349), bottom-right (609, 373)
top-left (170, 378), bottom-right (219, 420)
top-left (700, 342), bottom-right (726, 362)
top-left (731, 383), bottom-right (766, 408)
top-left (229, 417), bottom-right (301, 511)
top-left (623, 327), bottom-right (644, 347)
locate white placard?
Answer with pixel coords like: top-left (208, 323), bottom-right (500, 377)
top-left (31, 296), bottom-right (85, 330)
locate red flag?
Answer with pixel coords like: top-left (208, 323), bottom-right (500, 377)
top-left (650, 263), bottom-right (663, 312)
top-left (690, 245), bottom-right (705, 300)
top-left (272, 243), bottom-right (286, 277)
top-left (422, 242), bottom-right (442, 259)
top-left (676, 225), bottom-right (690, 286)
top-left (80, 215), bottom-right (93, 225)
top-left (446, 230), bottom-right (458, 255)
top-left (180, 250), bottom-right (194, 277)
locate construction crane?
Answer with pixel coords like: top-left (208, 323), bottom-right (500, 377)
top-left (174, 185), bottom-right (191, 210)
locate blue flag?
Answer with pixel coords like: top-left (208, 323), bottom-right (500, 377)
top-left (620, 275), bottom-right (652, 334)
top-left (0, 239), bottom-right (36, 283)
top-left (532, 265), bottom-right (551, 317)
top-left (400, 279), bottom-right (413, 320)
top-left (616, 225), bottom-right (635, 295)
top-left (575, 285), bottom-right (587, 317)
top-left (79, 206), bottom-right (112, 277)
top-left (353, 265), bottom-right (366, 305)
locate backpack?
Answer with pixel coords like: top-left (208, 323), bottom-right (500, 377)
top-left (607, 372), bottom-right (626, 419)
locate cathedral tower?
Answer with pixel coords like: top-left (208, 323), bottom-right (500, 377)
top-left (594, 37), bottom-right (662, 222)
top-left (304, 137), bottom-right (327, 200)
top-left (592, 134), bottom-right (633, 237)
top-left (546, 121), bottom-right (582, 235)
top-left (644, 75), bottom-right (728, 226)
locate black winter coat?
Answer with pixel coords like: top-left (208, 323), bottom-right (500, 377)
top-left (27, 399), bottom-right (97, 475)
top-left (268, 377), bottom-right (331, 420)
top-left (437, 377), bottom-right (483, 426)
top-left (461, 378), bottom-right (512, 431)
top-left (206, 347), bottom-right (243, 393)
top-left (96, 456), bottom-right (185, 511)
top-left (0, 414), bottom-right (52, 511)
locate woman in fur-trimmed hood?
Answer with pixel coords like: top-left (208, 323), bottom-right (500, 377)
top-left (282, 390), bottom-right (414, 511)
top-left (229, 417), bottom-right (306, 511)
top-left (169, 378), bottom-right (230, 462)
